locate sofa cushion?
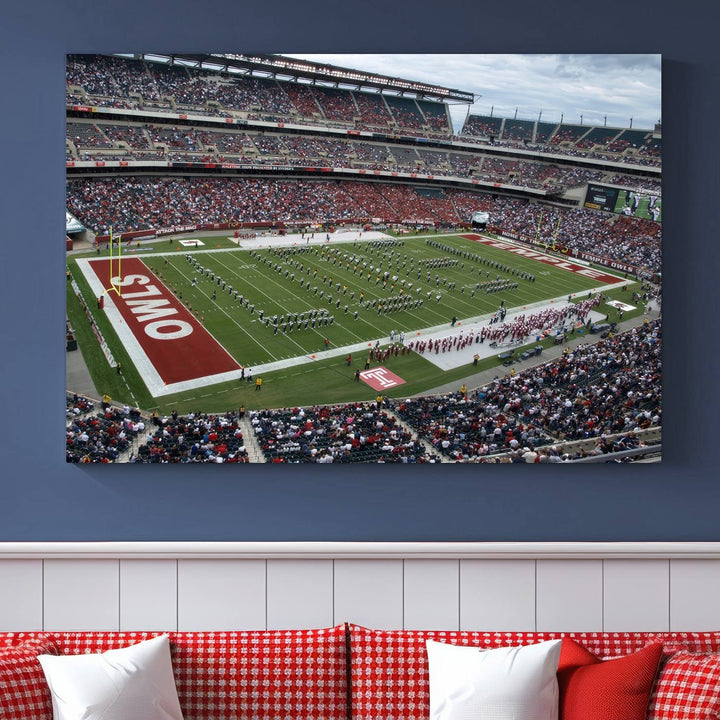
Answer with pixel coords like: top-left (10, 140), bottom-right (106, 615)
top-left (38, 634), bottom-right (184, 720)
top-left (426, 638), bottom-right (562, 720)
top-left (647, 632), bottom-right (720, 654)
top-left (348, 625), bottom-right (651, 720)
top-left (171, 627), bottom-right (349, 720)
top-left (0, 635), bottom-right (59, 720)
top-left (647, 652), bottom-right (720, 720)
top-left (42, 627), bottom-right (348, 720)
top-left (557, 638), bottom-right (663, 720)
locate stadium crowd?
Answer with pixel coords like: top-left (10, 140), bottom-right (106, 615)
top-left (66, 177), bottom-right (367, 232)
top-left (132, 411), bottom-right (250, 463)
top-left (459, 115), bottom-right (660, 166)
top-left (392, 319), bottom-right (661, 462)
top-left (66, 177), bottom-right (662, 274)
top-left (248, 403), bottom-right (441, 463)
top-left (66, 55), bottom-right (448, 136)
top-left (66, 400), bottom-right (143, 463)
top-left (67, 55), bottom-right (660, 166)
top-left (450, 191), bottom-right (661, 273)
top-left (67, 118), bottom-right (644, 194)
top-left (67, 314), bottom-right (660, 464)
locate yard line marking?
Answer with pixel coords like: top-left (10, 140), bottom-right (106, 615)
top-left (213, 252), bottom-right (366, 347)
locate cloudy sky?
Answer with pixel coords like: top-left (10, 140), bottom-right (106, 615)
top-left (287, 54), bottom-right (661, 133)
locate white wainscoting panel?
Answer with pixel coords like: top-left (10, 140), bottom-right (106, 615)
top-left (670, 559), bottom-right (720, 630)
top-left (43, 559), bottom-right (120, 631)
top-left (177, 559), bottom-right (265, 631)
top-left (536, 560), bottom-right (603, 631)
top-left (120, 559), bottom-right (177, 631)
top-left (603, 560), bottom-right (669, 631)
top-left (2, 544), bottom-right (720, 634)
top-left (334, 559), bottom-right (403, 629)
top-left (403, 560), bottom-right (459, 630)
top-left (460, 560), bottom-right (536, 631)
top-left (266, 559), bottom-right (334, 629)
top-left (0, 560), bottom-right (43, 631)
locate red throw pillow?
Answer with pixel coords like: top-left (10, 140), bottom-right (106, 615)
top-left (647, 652), bottom-right (720, 720)
top-left (0, 635), bottom-right (60, 720)
top-left (557, 637), bottom-right (663, 720)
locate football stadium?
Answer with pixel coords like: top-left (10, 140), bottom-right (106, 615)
top-left (65, 53), bottom-right (662, 464)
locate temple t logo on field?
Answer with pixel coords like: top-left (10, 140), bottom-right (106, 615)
top-left (360, 367), bottom-right (406, 390)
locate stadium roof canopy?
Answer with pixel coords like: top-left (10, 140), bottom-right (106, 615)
top-left (124, 52), bottom-right (476, 103)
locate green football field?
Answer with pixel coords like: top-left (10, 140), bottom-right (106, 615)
top-left (67, 231), bottom-right (637, 413)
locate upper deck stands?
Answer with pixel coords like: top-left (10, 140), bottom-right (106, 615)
top-left (67, 57), bottom-right (659, 168)
top-left (352, 91), bottom-right (393, 128)
top-left (311, 86), bottom-right (358, 122)
top-left (284, 82), bottom-right (321, 118)
top-left (639, 135), bottom-right (662, 157)
top-left (534, 122), bottom-right (558, 144)
top-left (384, 95), bottom-right (425, 130)
top-left (207, 76), bottom-right (295, 115)
top-left (603, 128), bottom-right (651, 153)
top-left (501, 119), bottom-right (534, 143)
top-left (416, 99), bottom-right (451, 134)
top-left (460, 114), bottom-right (503, 138)
top-left (575, 127), bottom-right (620, 149)
top-left (67, 55), bottom-right (157, 101)
top-left (548, 124), bottom-right (587, 145)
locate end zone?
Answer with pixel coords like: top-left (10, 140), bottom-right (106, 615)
top-left (76, 256), bottom-right (241, 397)
top-left (459, 234), bottom-right (625, 285)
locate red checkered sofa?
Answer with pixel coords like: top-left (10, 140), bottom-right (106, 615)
top-left (348, 625), bottom-right (720, 720)
top-left (2, 624), bottom-right (720, 719)
top-left (0, 627), bottom-right (348, 720)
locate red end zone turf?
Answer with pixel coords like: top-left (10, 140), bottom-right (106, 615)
top-left (459, 234), bottom-right (624, 285)
top-left (87, 257), bottom-right (240, 390)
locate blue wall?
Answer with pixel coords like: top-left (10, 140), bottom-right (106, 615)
top-left (0, 0), bottom-right (717, 541)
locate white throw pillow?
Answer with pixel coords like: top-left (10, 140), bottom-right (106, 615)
top-left (426, 638), bottom-right (562, 720)
top-left (38, 634), bottom-right (184, 720)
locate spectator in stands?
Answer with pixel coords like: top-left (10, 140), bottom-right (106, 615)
top-left (134, 411), bottom-right (249, 463)
top-left (393, 320), bottom-right (661, 462)
top-left (249, 403), bottom-right (440, 463)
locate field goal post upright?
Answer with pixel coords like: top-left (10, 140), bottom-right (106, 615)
top-left (104, 226), bottom-right (123, 298)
